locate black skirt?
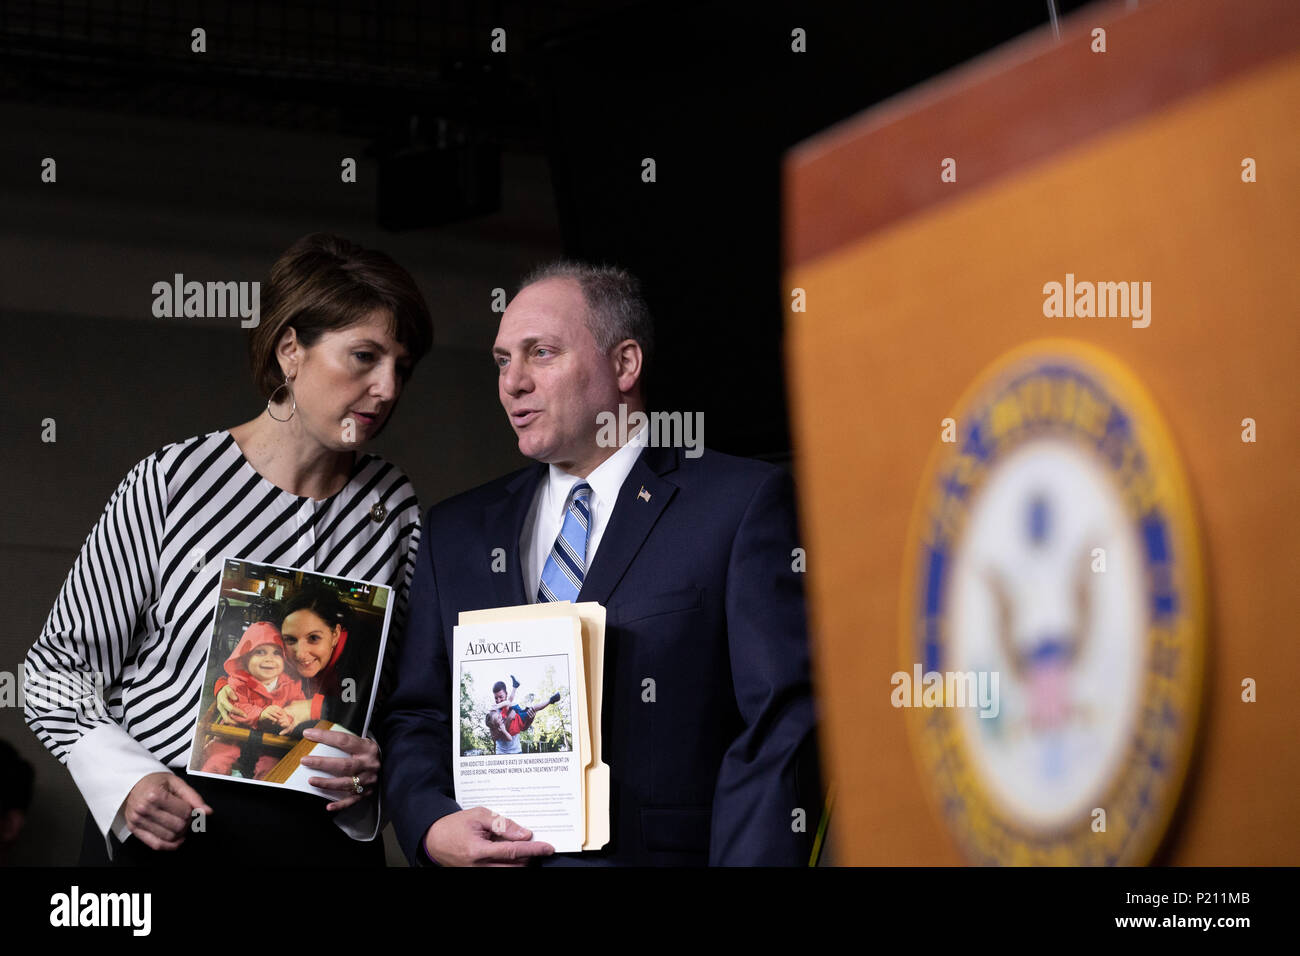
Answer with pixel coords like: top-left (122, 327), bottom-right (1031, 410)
top-left (78, 768), bottom-right (385, 867)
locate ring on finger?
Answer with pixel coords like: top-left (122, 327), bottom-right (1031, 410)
top-left (352, 775), bottom-right (363, 795)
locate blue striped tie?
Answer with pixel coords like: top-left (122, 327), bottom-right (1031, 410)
top-left (537, 482), bottom-right (593, 603)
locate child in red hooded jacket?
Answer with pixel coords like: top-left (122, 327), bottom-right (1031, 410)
top-left (199, 622), bottom-right (305, 779)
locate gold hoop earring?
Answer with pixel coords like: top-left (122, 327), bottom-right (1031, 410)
top-left (267, 375), bottom-right (296, 422)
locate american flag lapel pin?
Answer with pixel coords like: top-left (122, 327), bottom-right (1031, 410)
top-left (637, 485), bottom-right (651, 503)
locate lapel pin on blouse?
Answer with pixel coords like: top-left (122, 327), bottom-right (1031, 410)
top-left (370, 502), bottom-right (387, 522)
top-left (637, 486), bottom-right (651, 503)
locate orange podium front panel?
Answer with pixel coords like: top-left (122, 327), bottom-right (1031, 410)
top-left (785, 0), bottom-right (1299, 864)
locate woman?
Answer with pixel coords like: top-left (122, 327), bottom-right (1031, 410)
top-left (23, 233), bottom-right (433, 865)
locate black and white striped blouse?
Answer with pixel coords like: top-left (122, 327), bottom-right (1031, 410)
top-left (23, 430), bottom-right (421, 842)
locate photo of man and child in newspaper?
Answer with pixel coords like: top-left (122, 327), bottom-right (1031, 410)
top-left (460, 657), bottom-right (571, 757)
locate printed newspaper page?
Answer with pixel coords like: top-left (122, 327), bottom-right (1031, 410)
top-left (453, 616), bottom-right (586, 852)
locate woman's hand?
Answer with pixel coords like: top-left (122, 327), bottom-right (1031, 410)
top-left (299, 728), bottom-right (380, 812)
top-left (283, 698), bottom-right (313, 725)
top-left (123, 772), bottom-right (213, 851)
top-left (215, 684), bottom-right (246, 724)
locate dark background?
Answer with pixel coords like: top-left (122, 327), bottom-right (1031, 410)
top-left (0, 0), bottom-right (1093, 865)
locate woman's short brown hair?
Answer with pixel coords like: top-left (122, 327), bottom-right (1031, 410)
top-left (249, 233), bottom-right (434, 398)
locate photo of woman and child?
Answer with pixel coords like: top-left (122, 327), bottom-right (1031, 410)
top-left (189, 561), bottom-right (391, 789)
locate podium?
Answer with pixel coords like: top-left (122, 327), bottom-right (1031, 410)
top-left (785, 0), bottom-right (1299, 864)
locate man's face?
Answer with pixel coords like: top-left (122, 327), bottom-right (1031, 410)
top-left (494, 688), bottom-right (507, 704)
top-left (493, 278), bottom-right (623, 476)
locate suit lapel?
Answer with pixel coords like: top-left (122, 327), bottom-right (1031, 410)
top-left (578, 444), bottom-right (680, 606)
top-left (484, 464), bottom-right (543, 607)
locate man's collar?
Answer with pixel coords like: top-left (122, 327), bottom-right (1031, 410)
top-left (493, 432), bottom-right (682, 511)
top-left (546, 431), bottom-right (647, 505)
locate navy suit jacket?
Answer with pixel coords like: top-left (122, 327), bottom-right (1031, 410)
top-left (379, 443), bottom-right (821, 865)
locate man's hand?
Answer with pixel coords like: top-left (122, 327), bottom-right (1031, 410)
top-left (423, 808), bottom-right (555, 866)
top-left (123, 772), bottom-right (212, 851)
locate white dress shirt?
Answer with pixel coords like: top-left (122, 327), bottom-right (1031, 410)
top-left (520, 435), bottom-right (646, 602)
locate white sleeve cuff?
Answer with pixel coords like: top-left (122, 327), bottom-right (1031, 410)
top-left (68, 722), bottom-right (382, 847)
top-left (334, 788), bottom-right (381, 841)
top-left (332, 733), bottom-right (382, 842)
top-left (66, 722), bottom-right (171, 843)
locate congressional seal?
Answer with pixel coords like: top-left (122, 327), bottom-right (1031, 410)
top-left (900, 339), bottom-right (1204, 865)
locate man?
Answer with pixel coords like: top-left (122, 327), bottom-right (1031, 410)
top-left (380, 263), bottom-right (820, 865)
